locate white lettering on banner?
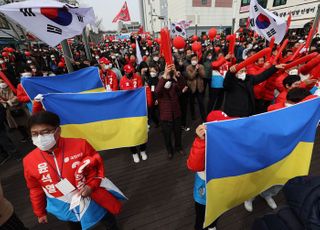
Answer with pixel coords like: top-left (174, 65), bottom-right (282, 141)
top-left (45, 184), bottom-right (57, 194)
top-left (38, 162), bottom-right (49, 174)
top-left (41, 174), bottom-right (53, 183)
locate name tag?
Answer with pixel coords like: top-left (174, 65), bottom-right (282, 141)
top-left (55, 178), bottom-right (76, 195)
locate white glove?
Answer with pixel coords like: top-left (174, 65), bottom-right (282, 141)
top-left (164, 81), bottom-right (172, 89)
top-left (34, 94), bottom-right (44, 102)
top-left (106, 85), bottom-right (112, 92)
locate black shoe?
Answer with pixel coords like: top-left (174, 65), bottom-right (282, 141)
top-left (167, 153), bottom-right (173, 160)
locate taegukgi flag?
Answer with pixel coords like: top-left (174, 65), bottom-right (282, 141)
top-left (0, 0), bottom-right (95, 47)
top-left (249, 0), bottom-right (286, 44)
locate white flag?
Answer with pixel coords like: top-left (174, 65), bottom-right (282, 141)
top-left (135, 39), bottom-right (142, 65)
top-left (170, 20), bottom-right (192, 38)
top-left (0, 0), bottom-right (95, 47)
top-left (249, 0), bottom-right (286, 44)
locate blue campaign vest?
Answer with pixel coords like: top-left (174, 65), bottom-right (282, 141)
top-left (193, 172), bottom-right (206, 205)
top-left (211, 70), bottom-right (224, 89)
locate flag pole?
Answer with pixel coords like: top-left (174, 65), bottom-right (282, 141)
top-left (82, 28), bottom-right (92, 61)
top-left (61, 39), bottom-right (74, 73)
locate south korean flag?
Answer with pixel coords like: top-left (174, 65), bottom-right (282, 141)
top-left (249, 0), bottom-right (286, 44)
top-left (170, 22), bottom-right (187, 38)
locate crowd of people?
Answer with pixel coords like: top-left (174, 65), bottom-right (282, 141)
top-left (0, 27), bottom-right (320, 230)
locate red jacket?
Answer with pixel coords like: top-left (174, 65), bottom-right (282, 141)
top-left (100, 70), bottom-right (118, 91)
top-left (275, 90), bottom-right (287, 104)
top-left (17, 84), bottom-right (30, 103)
top-left (23, 137), bottom-right (103, 217)
top-left (268, 102), bottom-right (285, 111)
top-left (187, 137), bottom-right (205, 172)
top-left (119, 74), bottom-right (143, 90)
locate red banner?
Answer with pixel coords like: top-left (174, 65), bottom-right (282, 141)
top-left (112, 1), bottom-right (131, 23)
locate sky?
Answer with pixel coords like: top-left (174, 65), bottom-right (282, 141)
top-left (78, 0), bottom-right (141, 31)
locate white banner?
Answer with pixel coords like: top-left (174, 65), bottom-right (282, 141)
top-left (249, 0), bottom-right (286, 44)
top-left (0, 0), bottom-right (95, 47)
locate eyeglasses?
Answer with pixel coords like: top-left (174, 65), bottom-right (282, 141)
top-left (31, 128), bottom-right (57, 138)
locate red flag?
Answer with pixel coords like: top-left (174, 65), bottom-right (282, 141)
top-left (246, 17), bottom-right (250, 29)
top-left (138, 26), bottom-right (144, 34)
top-left (112, 2), bottom-right (131, 23)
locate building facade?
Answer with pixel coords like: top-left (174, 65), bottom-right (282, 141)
top-left (234, 0), bottom-right (320, 31)
top-left (142, 0), bottom-right (234, 36)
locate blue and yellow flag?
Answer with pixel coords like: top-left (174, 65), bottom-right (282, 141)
top-left (204, 98), bottom-right (320, 227)
top-left (21, 67), bottom-right (104, 100)
top-left (41, 88), bottom-right (148, 151)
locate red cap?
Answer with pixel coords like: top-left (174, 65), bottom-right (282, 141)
top-left (123, 64), bottom-right (134, 74)
top-left (58, 62), bottom-right (65, 68)
top-left (206, 110), bottom-right (234, 122)
top-left (99, 57), bottom-right (110, 65)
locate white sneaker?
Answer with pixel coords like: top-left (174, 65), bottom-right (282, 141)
top-left (132, 153), bottom-right (140, 163)
top-left (264, 196), bottom-right (277, 210)
top-left (244, 200), bottom-right (253, 212)
top-left (140, 151), bottom-right (148, 161)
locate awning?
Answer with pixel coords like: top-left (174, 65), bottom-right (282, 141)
top-left (289, 19), bottom-right (312, 29)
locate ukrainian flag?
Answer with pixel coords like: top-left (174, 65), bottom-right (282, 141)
top-left (41, 88), bottom-right (148, 151)
top-left (21, 67), bottom-right (104, 100)
top-left (204, 98), bottom-right (320, 227)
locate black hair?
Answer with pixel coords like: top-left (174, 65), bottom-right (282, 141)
top-left (286, 88), bottom-right (311, 103)
top-left (28, 111), bottom-right (60, 130)
top-left (190, 54), bottom-right (198, 59)
top-left (283, 75), bottom-right (301, 88)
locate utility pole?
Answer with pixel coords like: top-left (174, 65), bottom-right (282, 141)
top-left (61, 39), bottom-right (74, 73)
top-left (82, 28), bottom-right (92, 61)
top-left (139, 0), bottom-right (146, 29)
top-left (231, 0), bottom-right (237, 34)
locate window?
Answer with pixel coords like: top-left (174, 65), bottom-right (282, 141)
top-left (201, 0), bottom-right (207, 5)
top-left (0, 16), bottom-right (9, 30)
top-left (241, 0), bottom-right (267, 8)
top-left (273, 0), bottom-right (286, 7)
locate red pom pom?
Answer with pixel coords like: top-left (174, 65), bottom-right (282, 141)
top-left (173, 36), bottom-right (186, 49)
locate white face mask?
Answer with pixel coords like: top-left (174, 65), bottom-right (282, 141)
top-left (236, 72), bottom-right (246, 81)
top-left (21, 72), bottom-right (32, 77)
top-left (150, 72), bottom-right (157, 78)
top-left (32, 132), bottom-right (57, 151)
top-left (27, 60), bottom-right (32, 64)
top-left (0, 60), bottom-right (4, 64)
top-left (191, 60), bottom-right (198, 66)
top-left (104, 65), bottom-right (110, 70)
top-left (153, 57), bottom-right (159, 62)
top-left (0, 83), bottom-right (8, 89)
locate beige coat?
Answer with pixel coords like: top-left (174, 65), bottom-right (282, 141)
top-left (186, 64), bottom-right (206, 93)
top-left (0, 180), bottom-right (14, 226)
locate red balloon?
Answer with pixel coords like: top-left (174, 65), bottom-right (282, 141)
top-left (2, 52), bottom-right (9, 57)
top-left (147, 40), bottom-right (153, 47)
top-left (131, 43), bottom-right (136, 49)
top-left (7, 48), bottom-right (14, 53)
top-left (3, 47), bottom-right (9, 52)
top-left (216, 34), bottom-right (221, 39)
top-left (25, 51), bottom-right (31, 57)
top-left (239, 28), bottom-right (244, 33)
top-left (173, 36), bottom-right (186, 49)
top-left (202, 35), bottom-right (208, 40)
top-left (214, 47), bottom-right (220, 53)
top-left (208, 28), bottom-right (217, 41)
top-left (192, 35), bottom-right (198, 42)
top-left (191, 41), bottom-right (201, 52)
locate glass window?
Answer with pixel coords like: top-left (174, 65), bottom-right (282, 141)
top-left (202, 0), bottom-right (207, 5)
top-left (241, 0), bottom-right (267, 8)
top-left (273, 0), bottom-right (286, 7)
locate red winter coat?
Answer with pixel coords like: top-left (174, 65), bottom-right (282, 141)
top-left (23, 137), bottom-right (107, 218)
top-left (100, 70), bottom-right (118, 91)
top-left (268, 102), bottom-right (285, 111)
top-left (187, 137), bottom-right (205, 172)
top-left (119, 74), bottom-right (143, 90)
top-left (17, 84), bottom-right (30, 103)
top-left (275, 90), bottom-right (288, 104)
